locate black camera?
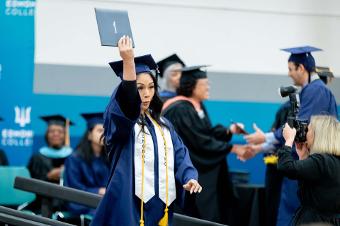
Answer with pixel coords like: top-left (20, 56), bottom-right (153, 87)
top-left (279, 86), bottom-right (308, 142)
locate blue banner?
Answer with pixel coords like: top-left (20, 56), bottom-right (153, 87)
top-left (0, 0), bottom-right (35, 165)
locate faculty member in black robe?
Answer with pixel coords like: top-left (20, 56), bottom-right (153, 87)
top-left (0, 149), bottom-right (8, 166)
top-left (162, 65), bottom-right (250, 225)
top-left (27, 115), bottom-right (74, 212)
top-left (0, 117), bottom-right (9, 166)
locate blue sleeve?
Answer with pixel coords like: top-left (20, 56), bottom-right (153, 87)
top-left (64, 155), bottom-right (100, 194)
top-left (103, 81), bottom-right (141, 152)
top-left (298, 86), bottom-right (322, 121)
top-left (168, 121), bottom-right (198, 185)
top-left (273, 128), bottom-right (285, 146)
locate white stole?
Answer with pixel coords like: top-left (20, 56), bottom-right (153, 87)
top-left (134, 117), bottom-right (176, 206)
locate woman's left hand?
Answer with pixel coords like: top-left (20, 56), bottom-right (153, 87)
top-left (183, 179), bottom-right (202, 194)
top-left (283, 123), bottom-right (296, 147)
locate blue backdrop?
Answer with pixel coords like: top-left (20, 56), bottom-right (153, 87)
top-left (0, 0), bottom-right (35, 165)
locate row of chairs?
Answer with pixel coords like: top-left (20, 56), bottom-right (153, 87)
top-left (0, 167), bottom-right (35, 207)
top-left (0, 167), bottom-right (227, 226)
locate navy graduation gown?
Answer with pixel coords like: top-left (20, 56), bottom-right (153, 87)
top-left (275, 78), bottom-right (338, 226)
top-left (64, 152), bottom-right (110, 215)
top-left (159, 90), bottom-right (177, 102)
top-left (90, 83), bottom-right (198, 226)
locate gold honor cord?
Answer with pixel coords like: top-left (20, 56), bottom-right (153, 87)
top-left (65, 119), bottom-right (70, 147)
top-left (139, 113), bottom-right (169, 226)
top-left (140, 130), bottom-right (146, 226)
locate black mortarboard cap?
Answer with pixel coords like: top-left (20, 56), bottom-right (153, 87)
top-left (316, 66), bottom-right (334, 78)
top-left (40, 115), bottom-right (74, 127)
top-left (157, 54), bottom-right (185, 78)
top-left (81, 112), bottom-right (104, 130)
top-left (109, 54), bottom-right (158, 79)
top-left (179, 65), bottom-right (210, 87)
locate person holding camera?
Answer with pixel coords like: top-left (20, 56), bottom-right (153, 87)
top-left (278, 115), bottom-right (340, 226)
top-left (244, 46), bottom-right (338, 226)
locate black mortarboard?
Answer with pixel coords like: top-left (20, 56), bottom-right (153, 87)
top-left (109, 54), bottom-right (158, 79)
top-left (316, 66), bottom-right (334, 78)
top-left (40, 115), bottom-right (74, 127)
top-left (81, 112), bottom-right (104, 130)
top-left (157, 54), bottom-right (185, 78)
top-left (281, 46), bottom-right (322, 72)
top-left (179, 65), bottom-right (209, 88)
top-left (316, 66), bottom-right (334, 84)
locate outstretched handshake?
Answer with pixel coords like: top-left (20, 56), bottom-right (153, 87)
top-left (231, 123), bottom-right (269, 162)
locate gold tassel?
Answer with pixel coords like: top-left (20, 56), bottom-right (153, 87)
top-left (140, 219), bottom-right (145, 226)
top-left (158, 208), bottom-right (168, 226)
top-left (64, 119), bottom-right (70, 147)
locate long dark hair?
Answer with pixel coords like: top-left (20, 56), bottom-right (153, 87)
top-left (139, 72), bottom-right (169, 129)
top-left (77, 127), bottom-right (108, 165)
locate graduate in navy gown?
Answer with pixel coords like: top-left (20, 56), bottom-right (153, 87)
top-left (244, 46), bottom-right (338, 226)
top-left (64, 112), bottom-right (109, 216)
top-left (157, 54), bottom-right (185, 102)
top-left (27, 115), bottom-right (74, 212)
top-left (91, 36), bottom-right (201, 226)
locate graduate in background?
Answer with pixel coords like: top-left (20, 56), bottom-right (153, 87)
top-left (316, 66), bottom-right (335, 85)
top-left (64, 112), bottom-right (109, 216)
top-left (28, 115), bottom-right (73, 182)
top-left (0, 149), bottom-right (8, 166)
top-left (0, 116), bottom-right (9, 166)
top-left (157, 54), bottom-right (185, 102)
top-left (91, 36), bottom-right (201, 226)
top-left (244, 46), bottom-right (338, 226)
top-left (27, 115), bottom-right (73, 211)
top-left (162, 65), bottom-right (250, 225)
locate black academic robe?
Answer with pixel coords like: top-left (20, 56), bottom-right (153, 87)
top-left (264, 101), bottom-right (290, 226)
top-left (27, 150), bottom-right (68, 212)
top-left (163, 100), bottom-right (236, 225)
top-left (0, 149), bottom-right (9, 165)
top-left (278, 146), bottom-right (340, 226)
top-left (27, 153), bottom-right (66, 181)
